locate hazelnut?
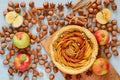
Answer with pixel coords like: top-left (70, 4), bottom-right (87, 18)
top-left (29, 1), bottom-right (34, 7)
top-left (112, 3), bottom-right (117, 10)
top-left (32, 34), bottom-right (37, 40)
top-left (24, 76), bottom-right (29, 80)
top-left (42, 24), bottom-right (48, 31)
top-left (36, 36), bottom-right (41, 43)
top-left (1, 43), bottom-right (7, 48)
top-left (32, 63), bottom-right (37, 69)
top-left (49, 61), bottom-right (54, 67)
top-left (23, 20), bottom-right (28, 26)
top-left (53, 67), bottom-right (58, 73)
top-left (6, 37), bottom-right (11, 42)
top-left (32, 8), bottom-right (37, 14)
top-left (97, 5), bottom-right (102, 10)
top-left (32, 75), bottom-right (37, 80)
top-left (78, 9), bottom-right (83, 15)
top-left (36, 45), bottom-right (41, 51)
top-left (10, 50), bottom-right (15, 56)
top-left (48, 11), bottom-right (54, 16)
top-left (93, 9), bottom-right (98, 14)
top-left (49, 28), bottom-right (54, 35)
top-left (27, 15), bottom-right (32, 21)
top-left (0, 37), bottom-right (5, 43)
top-left (44, 62), bottom-right (49, 68)
top-left (3, 59), bottom-right (9, 65)
top-left (43, 2), bottom-right (49, 8)
top-left (107, 27), bottom-right (113, 32)
top-left (3, 10), bottom-right (8, 16)
top-left (96, 0), bottom-right (102, 5)
top-left (14, 2), bottom-right (19, 8)
top-left (15, 8), bottom-right (21, 13)
top-left (110, 41), bottom-right (115, 47)
top-left (30, 39), bottom-right (35, 44)
top-left (113, 50), bottom-right (119, 56)
top-left (0, 31), bottom-right (5, 37)
top-left (112, 20), bottom-right (117, 25)
top-left (59, 20), bottom-right (65, 25)
top-left (37, 10), bottom-right (42, 16)
top-left (112, 47), bottom-right (117, 52)
top-left (106, 53), bottom-right (112, 59)
top-left (9, 62), bottom-right (14, 67)
top-left (104, 0), bottom-right (110, 6)
top-left (8, 67), bottom-right (13, 75)
top-left (0, 50), bottom-right (4, 55)
top-left (31, 19), bottom-right (37, 24)
top-left (92, 3), bottom-right (97, 9)
top-left (42, 54), bottom-right (48, 60)
top-left (48, 20), bottom-right (54, 25)
top-left (88, 8), bottom-right (94, 13)
top-left (37, 53), bottom-right (42, 57)
top-left (49, 74), bottom-right (55, 80)
top-left (110, 0), bottom-right (114, 2)
top-left (53, 13), bottom-right (58, 19)
top-left (47, 16), bottom-right (52, 21)
top-left (93, 27), bottom-right (99, 32)
top-left (116, 41), bottom-right (120, 46)
top-left (45, 67), bottom-right (51, 73)
top-left (112, 25), bottom-right (118, 31)
top-left (8, 1), bottom-right (14, 7)
top-left (2, 25), bottom-right (7, 32)
top-left (7, 7), bottom-right (13, 12)
top-left (6, 54), bottom-right (11, 60)
top-left (117, 27), bottom-right (120, 33)
top-left (34, 58), bottom-right (39, 63)
top-left (20, 2), bottom-right (26, 8)
top-left (39, 59), bottom-right (45, 65)
top-left (33, 70), bottom-right (39, 76)
top-left (8, 28), bottom-right (13, 33)
top-left (36, 26), bottom-right (41, 32)
top-left (30, 54), bottom-right (34, 60)
top-left (39, 72), bottom-right (44, 77)
top-left (104, 48), bottom-right (109, 54)
top-left (112, 36), bottom-right (117, 41)
top-left (28, 22), bottom-right (33, 28)
top-left (38, 15), bottom-right (44, 20)
top-left (112, 31), bottom-right (117, 36)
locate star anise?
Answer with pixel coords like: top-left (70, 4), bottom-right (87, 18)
top-left (57, 3), bottom-right (64, 11)
top-left (50, 2), bottom-right (55, 8)
top-left (65, 1), bottom-right (72, 8)
top-left (86, 70), bottom-right (93, 76)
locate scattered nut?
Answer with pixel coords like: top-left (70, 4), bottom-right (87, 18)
top-left (39, 59), bottom-right (45, 65)
top-left (45, 67), bottom-right (51, 73)
top-left (49, 74), bottom-right (55, 80)
top-left (29, 1), bottom-right (34, 7)
top-left (39, 72), bottom-right (44, 77)
top-left (3, 59), bottom-right (9, 65)
top-left (42, 54), bottom-right (48, 60)
top-left (20, 2), bottom-right (26, 8)
top-left (53, 67), bottom-right (58, 73)
top-left (112, 3), bottom-right (117, 10)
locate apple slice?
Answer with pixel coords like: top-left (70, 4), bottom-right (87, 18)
top-left (96, 8), bottom-right (112, 24)
top-left (5, 11), bottom-right (23, 28)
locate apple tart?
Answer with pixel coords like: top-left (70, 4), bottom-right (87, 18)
top-left (50, 25), bottom-right (98, 75)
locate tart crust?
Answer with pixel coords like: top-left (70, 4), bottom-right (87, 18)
top-left (50, 25), bottom-right (98, 75)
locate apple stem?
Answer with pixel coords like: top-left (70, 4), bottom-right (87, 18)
top-left (20, 54), bottom-right (27, 63)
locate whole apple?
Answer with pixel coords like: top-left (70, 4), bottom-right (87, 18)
top-left (92, 58), bottom-right (110, 76)
top-left (94, 30), bottom-right (110, 46)
top-left (14, 53), bottom-right (31, 71)
top-left (13, 32), bottom-right (30, 49)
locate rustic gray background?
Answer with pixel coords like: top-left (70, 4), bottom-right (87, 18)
top-left (0, 0), bottom-right (120, 80)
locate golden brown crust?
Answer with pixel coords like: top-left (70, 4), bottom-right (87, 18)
top-left (50, 25), bottom-right (98, 75)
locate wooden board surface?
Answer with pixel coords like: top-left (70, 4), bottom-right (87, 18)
top-left (41, 34), bottom-right (120, 80)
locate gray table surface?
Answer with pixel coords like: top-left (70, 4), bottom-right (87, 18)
top-left (0, 0), bottom-right (120, 80)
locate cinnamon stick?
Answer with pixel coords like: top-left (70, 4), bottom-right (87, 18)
top-left (73, 0), bottom-right (91, 11)
top-left (28, 9), bottom-right (41, 26)
top-left (72, 0), bottom-right (83, 9)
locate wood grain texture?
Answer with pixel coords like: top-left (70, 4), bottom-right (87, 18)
top-left (41, 34), bottom-right (120, 80)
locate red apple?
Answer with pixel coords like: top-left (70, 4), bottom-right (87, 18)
top-left (13, 32), bottom-right (30, 49)
top-left (94, 30), bottom-right (110, 46)
top-left (92, 58), bottom-right (110, 75)
top-left (14, 53), bottom-right (31, 71)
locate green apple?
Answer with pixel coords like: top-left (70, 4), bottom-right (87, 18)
top-left (13, 32), bottom-right (30, 49)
